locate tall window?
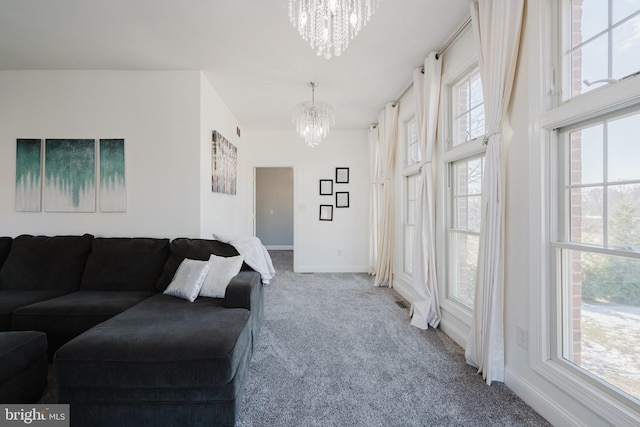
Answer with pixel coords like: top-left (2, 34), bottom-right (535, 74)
top-left (545, 0), bottom-right (640, 415)
top-left (404, 173), bottom-right (419, 274)
top-left (444, 66), bottom-right (486, 308)
top-left (449, 156), bottom-right (484, 307)
top-left (452, 68), bottom-right (485, 146)
top-left (405, 116), bottom-right (421, 166)
top-left (555, 109), bottom-right (640, 402)
top-left (563, 0), bottom-right (640, 99)
top-left (403, 118), bottom-right (421, 275)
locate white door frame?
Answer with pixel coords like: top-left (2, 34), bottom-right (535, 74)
top-left (253, 165), bottom-right (295, 254)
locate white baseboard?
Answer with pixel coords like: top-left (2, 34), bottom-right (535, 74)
top-left (392, 278), bottom-right (412, 302)
top-left (392, 279), bottom-right (470, 348)
top-left (438, 319), bottom-right (468, 349)
top-left (505, 369), bottom-right (585, 427)
top-left (264, 245), bottom-right (293, 250)
top-left (295, 265), bottom-right (370, 273)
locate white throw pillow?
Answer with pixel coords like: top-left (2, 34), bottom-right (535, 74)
top-left (199, 254), bottom-right (244, 298)
top-left (164, 258), bottom-right (211, 302)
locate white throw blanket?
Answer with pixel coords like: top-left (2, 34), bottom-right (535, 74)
top-left (212, 233), bottom-right (276, 284)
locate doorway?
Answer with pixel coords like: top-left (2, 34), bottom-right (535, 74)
top-left (254, 167), bottom-right (294, 254)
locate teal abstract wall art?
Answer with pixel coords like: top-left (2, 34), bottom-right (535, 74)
top-left (15, 139), bottom-right (42, 212)
top-left (99, 139), bottom-right (126, 212)
top-left (44, 139), bottom-right (96, 212)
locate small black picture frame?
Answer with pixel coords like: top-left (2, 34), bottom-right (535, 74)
top-left (319, 205), bottom-right (333, 221)
top-left (319, 179), bottom-right (333, 195)
top-left (336, 192), bottom-right (349, 208)
top-left (335, 167), bottom-right (349, 184)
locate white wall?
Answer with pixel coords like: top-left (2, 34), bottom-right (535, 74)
top-left (0, 70), bottom-right (240, 239)
top-left (243, 130), bottom-right (369, 272)
top-left (199, 73), bottom-right (247, 238)
top-left (0, 69), bottom-right (368, 274)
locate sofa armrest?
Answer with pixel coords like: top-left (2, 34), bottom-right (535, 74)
top-left (223, 271), bottom-right (262, 312)
top-left (224, 270), bottom-right (264, 350)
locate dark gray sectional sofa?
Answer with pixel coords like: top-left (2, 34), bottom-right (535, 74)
top-left (0, 234), bottom-right (264, 427)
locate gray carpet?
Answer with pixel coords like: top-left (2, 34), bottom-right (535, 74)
top-left (236, 250), bottom-right (550, 427)
top-left (39, 250), bottom-right (550, 426)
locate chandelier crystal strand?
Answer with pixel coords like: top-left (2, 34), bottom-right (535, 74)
top-left (292, 82), bottom-right (335, 147)
top-left (289, 0), bottom-right (380, 59)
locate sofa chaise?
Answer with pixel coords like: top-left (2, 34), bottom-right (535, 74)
top-left (0, 234), bottom-right (264, 427)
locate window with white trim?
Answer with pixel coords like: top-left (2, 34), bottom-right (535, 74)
top-left (444, 66), bottom-right (486, 309)
top-left (404, 173), bottom-right (419, 274)
top-left (545, 0), bottom-right (640, 416)
top-left (403, 117), bottom-right (420, 275)
top-left (562, 0), bottom-right (640, 100)
top-left (555, 108), bottom-right (640, 403)
top-left (449, 155), bottom-right (484, 307)
top-left (452, 68), bottom-right (485, 147)
top-left (405, 116), bottom-right (421, 167)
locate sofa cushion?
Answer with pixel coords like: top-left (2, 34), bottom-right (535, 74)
top-left (55, 293), bottom-right (252, 388)
top-left (163, 258), bottom-right (210, 302)
top-left (156, 238), bottom-right (250, 291)
top-left (0, 290), bottom-right (71, 331)
top-left (0, 237), bottom-right (11, 270)
top-left (0, 331), bottom-right (47, 381)
top-left (12, 291), bottom-right (155, 357)
top-left (0, 331), bottom-right (47, 384)
top-left (200, 254), bottom-right (244, 298)
top-left (0, 234), bottom-right (94, 291)
top-left (81, 237), bottom-right (170, 291)
top-left (0, 331), bottom-right (48, 404)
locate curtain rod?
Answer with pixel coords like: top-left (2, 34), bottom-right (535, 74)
top-left (436, 16), bottom-right (472, 60)
top-left (372, 15), bottom-right (472, 126)
top-left (392, 76), bottom-right (420, 107)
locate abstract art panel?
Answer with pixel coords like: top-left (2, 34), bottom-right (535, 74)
top-left (99, 139), bottom-right (126, 212)
top-left (211, 131), bottom-right (237, 195)
top-left (15, 139), bottom-right (42, 212)
top-left (44, 139), bottom-right (96, 212)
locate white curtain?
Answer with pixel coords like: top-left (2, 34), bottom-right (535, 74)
top-left (368, 124), bottom-right (380, 275)
top-left (374, 103), bottom-right (399, 287)
top-left (410, 53), bottom-right (443, 330)
top-left (465, 0), bottom-right (524, 385)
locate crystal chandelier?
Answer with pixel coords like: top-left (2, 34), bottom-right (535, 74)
top-left (292, 82), bottom-right (335, 147)
top-left (288, 0), bottom-right (380, 59)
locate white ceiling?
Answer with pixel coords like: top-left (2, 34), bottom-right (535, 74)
top-left (0, 0), bottom-right (470, 130)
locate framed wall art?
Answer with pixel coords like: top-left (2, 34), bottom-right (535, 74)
top-left (212, 131), bottom-right (237, 195)
top-left (335, 167), bottom-right (349, 183)
top-left (336, 191), bottom-right (349, 208)
top-left (15, 139), bottom-right (42, 212)
top-left (320, 179), bottom-right (333, 195)
top-left (44, 139), bottom-right (96, 212)
top-left (99, 138), bottom-right (126, 212)
top-left (319, 204), bottom-right (333, 221)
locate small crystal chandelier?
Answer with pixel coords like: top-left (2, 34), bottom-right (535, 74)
top-left (288, 0), bottom-right (380, 59)
top-left (292, 82), bottom-right (335, 147)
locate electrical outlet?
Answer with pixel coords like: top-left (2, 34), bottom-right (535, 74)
top-left (517, 326), bottom-right (529, 350)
